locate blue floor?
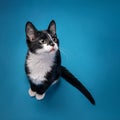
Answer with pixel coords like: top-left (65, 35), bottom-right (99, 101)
top-left (0, 0), bottom-right (120, 120)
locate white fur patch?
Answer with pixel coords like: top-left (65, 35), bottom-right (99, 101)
top-left (36, 93), bottom-right (45, 100)
top-left (28, 88), bottom-right (36, 97)
top-left (44, 44), bottom-right (53, 52)
top-left (27, 51), bottom-right (56, 85)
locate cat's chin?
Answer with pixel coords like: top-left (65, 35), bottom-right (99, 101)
top-left (49, 49), bottom-right (57, 53)
top-left (49, 47), bottom-right (55, 52)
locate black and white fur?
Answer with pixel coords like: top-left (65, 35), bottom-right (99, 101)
top-left (25, 20), bottom-right (95, 105)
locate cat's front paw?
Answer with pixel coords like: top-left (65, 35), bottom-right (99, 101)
top-left (36, 93), bottom-right (45, 100)
top-left (28, 88), bottom-right (36, 97)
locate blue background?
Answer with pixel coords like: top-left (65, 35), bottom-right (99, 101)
top-left (0, 0), bottom-right (120, 120)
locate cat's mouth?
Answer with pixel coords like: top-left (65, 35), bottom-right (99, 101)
top-left (49, 47), bottom-right (55, 52)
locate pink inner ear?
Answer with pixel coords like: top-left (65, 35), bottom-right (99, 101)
top-left (29, 34), bottom-right (35, 41)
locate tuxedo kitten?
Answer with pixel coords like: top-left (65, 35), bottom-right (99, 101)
top-left (25, 20), bottom-right (95, 105)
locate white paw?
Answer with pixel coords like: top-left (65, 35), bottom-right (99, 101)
top-left (36, 93), bottom-right (45, 100)
top-left (28, 88), bottom-right (36, 97)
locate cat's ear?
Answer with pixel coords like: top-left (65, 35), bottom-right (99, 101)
top-left (48, 20), bottom-right (56, 36)
top-left (25, 22), bottom-right (37, 41)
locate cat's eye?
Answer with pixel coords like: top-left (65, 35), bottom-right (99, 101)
top-left (39, 39), bottom-right (45, 44)
top-left (53, 38), bottom-right (57, 43)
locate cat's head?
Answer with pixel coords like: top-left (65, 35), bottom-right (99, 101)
top-left (25, 20), bottom-right (59, 54)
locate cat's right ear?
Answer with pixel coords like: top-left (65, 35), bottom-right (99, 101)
top-left (25, 22), bottom-right (37, 41)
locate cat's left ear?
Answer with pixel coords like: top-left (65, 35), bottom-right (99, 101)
top-left (25, 21), bottom-right (37, 42)
top-left (48, 20), bottom-right (56, 36)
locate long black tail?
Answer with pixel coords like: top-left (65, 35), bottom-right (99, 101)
top-left (61, 66), bottom-right (95, 105)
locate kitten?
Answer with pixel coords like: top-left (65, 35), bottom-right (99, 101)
top-left (25, 20), bottom-right (95, 105)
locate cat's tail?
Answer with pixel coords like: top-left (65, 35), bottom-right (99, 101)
top-left (61, 66), bottom-right (95, 105)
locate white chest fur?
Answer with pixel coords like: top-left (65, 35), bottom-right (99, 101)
top-left (27, 51), bottom-right (55, 85)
